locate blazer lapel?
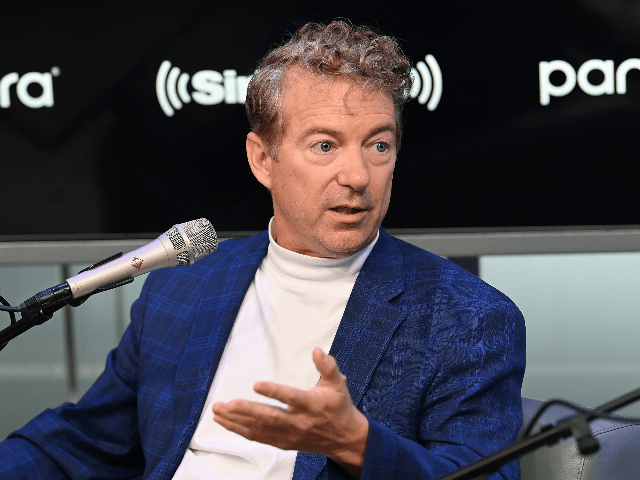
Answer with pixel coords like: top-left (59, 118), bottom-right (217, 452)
top-left (164, 232), bottom-right (270, 474)
top-left (294, 229), bottom-right (407, 480)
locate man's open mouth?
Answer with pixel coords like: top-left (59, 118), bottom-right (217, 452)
top-left (331, 207), bottom-right (365, 214)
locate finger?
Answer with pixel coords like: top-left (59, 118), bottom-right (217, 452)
top-left (213, 411), bottom-right (260, 441)
top-left (213, 400), bottom-right (288, 427)
top-left (212, 399), bottom-right (255, 416)
top-left (313, 347), bottom-right (345, 384)
top-left (213, 412), bottom-right (293, 451)
top-left (253, 381), bottom-right (310, 409)
top-left (213, 399), bottom-right (280, 418)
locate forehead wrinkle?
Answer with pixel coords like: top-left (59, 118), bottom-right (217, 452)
top-left (281, 70), bottom-right (396, 141)
top-left (295, 71), bottom-right (389, 114)
top-left (296, 99), bottom-right (396, 122)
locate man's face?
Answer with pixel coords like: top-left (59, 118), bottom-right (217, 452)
top-left (250, 70), bottom-right (397, 258)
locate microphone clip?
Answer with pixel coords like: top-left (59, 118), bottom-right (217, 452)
top-left (569, 417), bottom-right (600, 456)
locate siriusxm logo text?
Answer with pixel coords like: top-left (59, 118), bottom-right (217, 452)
top-left (156, 61), bottom-right (252, 117)
top-left (0, 67), bottom-right (59, 108)
top-left (539, 58), bottom-right (640, 105)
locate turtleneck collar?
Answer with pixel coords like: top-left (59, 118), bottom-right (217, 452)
top-left (263, 218), bottom-right (379, 286)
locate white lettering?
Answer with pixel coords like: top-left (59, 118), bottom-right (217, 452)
top-left (0, 70), bottom-right (55, 108)
top-left (577, 59), bottom-right (614, 96)
top-left (616, 58), bottom-right (640, 94)
top-left (539, 60), bottom-right (576, 106)
top-left (236, 75), bottom-right (251, 103)
top-left (17, 72), bottom-right (54, 108)
top-left (157, 61), bottom-right (253, 116)
top-left (540, 58), bottom-right (640, 105)
top-left (191, 70), bottom-right (225, 105)
top-left (223, 70), bottom-right (237, 104)
top-left (0, 72), bottom-right (19, 108)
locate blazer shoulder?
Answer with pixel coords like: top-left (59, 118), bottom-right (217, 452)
top-left (140, 231), bottom-right (269, 298)
top-left (387, 234), bottom-right (525, 349)
top-left (388, 234), bottom-right (519, 311)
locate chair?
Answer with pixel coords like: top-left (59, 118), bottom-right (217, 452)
top-left (519, 397), bottom-right (640, 479)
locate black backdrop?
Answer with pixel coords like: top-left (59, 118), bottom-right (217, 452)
top-left (1, 0), bottom-right (639, 236)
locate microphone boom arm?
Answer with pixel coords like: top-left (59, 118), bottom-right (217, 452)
top-left (0, 252), bottom-right (132, 349)
top-left (0, 217), bottom-right (217, 351)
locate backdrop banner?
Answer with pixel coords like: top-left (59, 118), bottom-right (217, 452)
top-left (1, 1), bottom-right (638, 235)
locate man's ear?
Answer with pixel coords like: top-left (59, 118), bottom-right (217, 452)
top-left (246, 132), bottom-right (273, 190)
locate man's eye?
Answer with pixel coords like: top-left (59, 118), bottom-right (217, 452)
top-left (375, 142), bottom-right (388, 153)
top-left (313, 142), bottom-right (332, 153)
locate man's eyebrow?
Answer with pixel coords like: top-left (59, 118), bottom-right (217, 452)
top-left (298, 127), bottom-right (342, 140)
top-left (298, 124), bottom-right (396, 141)
top-left (367, 123), bottom-right (396, 138)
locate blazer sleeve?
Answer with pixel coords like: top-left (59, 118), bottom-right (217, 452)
top-left (342, 300), bottom-right (525, 480)
top-left (0, 273), bottom-right (159, 480)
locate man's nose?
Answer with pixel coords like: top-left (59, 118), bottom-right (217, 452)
top-left (336, 148), bottom-right (370, 191)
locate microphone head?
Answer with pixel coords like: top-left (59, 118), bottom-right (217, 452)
top-left (66, 219), bottom-right (218, 299)
top-left (166, 218), bottom-right (218, 266)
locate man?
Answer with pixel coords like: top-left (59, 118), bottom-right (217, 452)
top-left (0, 21), bottom-right (525, 479)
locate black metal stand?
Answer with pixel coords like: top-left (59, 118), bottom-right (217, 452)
top-left (437, 386), bottom-right (640, 480)
top-left (0, 282), bottom-right (72, 347)
top-left (0, 252), bottom-right (132, 349)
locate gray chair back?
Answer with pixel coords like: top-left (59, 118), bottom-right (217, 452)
top-left (519, 397), bottom-right (640, 480)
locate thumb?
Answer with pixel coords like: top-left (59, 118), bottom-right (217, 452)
top-left (313, 347), bottom-right (345, 384)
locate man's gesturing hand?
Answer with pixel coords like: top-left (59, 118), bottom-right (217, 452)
top-left (212, 347), bottom-right (369, 475)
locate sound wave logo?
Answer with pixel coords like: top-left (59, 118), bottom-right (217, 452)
top-left (410, 55), bottom-right (442, 111)
top-left (156, 61), bottom-right (189, 117)
top-left (156, 57), bottom-right (440, 117)
top-left (156, 60), bottom-right (251, 117)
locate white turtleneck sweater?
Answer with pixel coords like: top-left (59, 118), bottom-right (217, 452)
top-left (172, 222), bottom-right (378, 480)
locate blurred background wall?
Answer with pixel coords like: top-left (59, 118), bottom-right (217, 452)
top-left (2, 0), bottom-right (640, 440)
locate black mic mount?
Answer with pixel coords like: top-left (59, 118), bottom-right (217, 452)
top-left (0, 252), bottom-right (133, 350)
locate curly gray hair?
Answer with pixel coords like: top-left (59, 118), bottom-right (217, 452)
top-left (245, 20), bottom-right (413, 158)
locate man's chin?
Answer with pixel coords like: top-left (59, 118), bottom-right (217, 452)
top-left (316, 229), bottom-right (378, 258)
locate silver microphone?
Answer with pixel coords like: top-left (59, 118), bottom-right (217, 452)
top-left (67, 218), bottom-right (218, 298)
top-left (0, 219), bottom-right (217, 347)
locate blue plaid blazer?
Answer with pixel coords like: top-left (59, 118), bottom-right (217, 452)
top-left (0, 228), bottom-right (525, 479)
